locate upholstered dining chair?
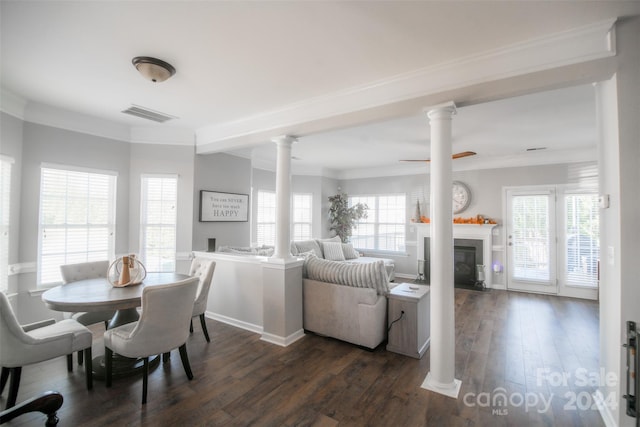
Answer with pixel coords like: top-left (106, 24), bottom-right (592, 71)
top-left (0, 292), bottom-right (93, 409)
top-left (59, 260), bottom-right (114, 365)
top-left (188, 257), bottom-right (216, 342)
top-left (103, 276), bottom-right (199, 404)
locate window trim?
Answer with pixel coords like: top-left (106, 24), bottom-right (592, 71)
top-left (139, 174), bottom-right (178, 273)
top-left (37, 164), bottom-right (117, 287)
top-left (292, 192), bottom-right (313, 242)
top-left (349, 193), bottom-right (407, 253)
top-left (0, 155), bottom-right (14, 292)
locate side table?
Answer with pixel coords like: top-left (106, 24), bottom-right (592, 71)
top-left (386, 283), bottom-right (430, 359)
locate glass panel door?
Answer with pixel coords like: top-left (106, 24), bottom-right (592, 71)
top-left (558, 190), bottom-right (599, 300)
top-left (506, 188), bottom-right (557, 294)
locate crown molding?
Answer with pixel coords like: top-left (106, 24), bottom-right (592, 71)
top-left (196, 18), bottom-right (616, 153)
top-left (24, 102), bottom-right (131, 142)
top-left (0, 88), bottom-right (27, 120)
top-left (130, 126), bottom-right (195, 146)
top-left (1, 95), bottom-right (195, 146)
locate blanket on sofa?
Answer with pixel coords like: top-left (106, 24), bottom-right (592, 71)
top-left (304, 253), bottom-right (390, 295)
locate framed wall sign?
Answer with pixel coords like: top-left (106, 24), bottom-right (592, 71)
top-left (199, 190), bottom-right (249, 222)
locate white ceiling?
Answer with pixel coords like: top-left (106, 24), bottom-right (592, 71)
top-left (2, 1), bottom-right (638, 175)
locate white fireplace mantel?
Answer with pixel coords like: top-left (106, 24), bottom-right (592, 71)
top-left (416, 223), bottom-right (497, 288)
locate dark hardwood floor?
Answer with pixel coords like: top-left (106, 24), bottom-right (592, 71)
top-left (2, 289), bottom-right (602, 426)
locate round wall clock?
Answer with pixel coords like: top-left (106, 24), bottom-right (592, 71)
top-left (452, 181), bottom-right (471, 214)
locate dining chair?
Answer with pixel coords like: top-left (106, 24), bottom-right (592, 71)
top-left (0, 292), bottom-right (93, 410)
top-left (103, 277), bottom-right (199, 404)
top-left (188, 257), bottom-right (216, 342)
top-left (59, 260), bottom-right (114, 365)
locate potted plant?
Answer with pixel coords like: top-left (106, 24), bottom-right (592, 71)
top-left (328, 192), bottom-right (368, 243)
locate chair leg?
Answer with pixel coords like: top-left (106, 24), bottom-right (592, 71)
top-left (162, 352), bottom-right (171, 363)
top-left (104, 320), bottom-right (109, 329)
top-left (142, 357), bottom-right (149, 405)
top-left (0, 367), bottom-right (9, 395)
top-left (105, 347), bottom-right (113, 388)
top-left (66, 354), bottom-right (73, 372)
top-left (178, 344), bottom-right (194, 380)
top-left (199, 314), bottom-right (210, 342)
top-left (6, 367), bottom-right (21, 409)
top-left (78, 350), bottom-right (84, 366)
top-left (189, 318), bottom-right (193, 333)
top-left (84, 347), bottom-right (93, 390)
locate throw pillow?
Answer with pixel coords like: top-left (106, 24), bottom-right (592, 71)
top-left (341, 243), bottom-right (359, 260)
top-left (294, 239), bottom-right (323, 257)
top-left (316, 236), bottom-right (341, 256)
top-left (323, 241), bottom-right (346, 261)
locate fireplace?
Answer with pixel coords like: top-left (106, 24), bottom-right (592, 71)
top-left (422, 237), bottom-right (484, 287)
top-left (416, 223), bottom-right (497, 289)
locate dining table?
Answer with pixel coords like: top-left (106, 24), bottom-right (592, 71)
top-left (41, 272), bottom-right (191, 379)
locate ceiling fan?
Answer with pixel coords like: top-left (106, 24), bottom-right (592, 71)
top-left (400, 151), bottom-right (476, 162)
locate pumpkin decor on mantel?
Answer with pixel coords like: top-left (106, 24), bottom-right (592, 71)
top-left (412, 214), bottom-right (496, 225)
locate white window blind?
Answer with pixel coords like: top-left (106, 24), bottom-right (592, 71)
top-left (565, 193), bottom-right (599, 287)
top-left (0, 156), bottom-right (13, 292)
top-left (38, 165), bottom-right (117, 286)
top-left (256, 190), bottom-right (276, 246)
top-left (292, 193), bottom-right (312, 241)
top-left (256, 191), bottom-right (313, 245)
top-left (511, 194), bottom-right (550, 281)
top-left (140, 175), bottom-right (177, 272)
top-left (349, 194), bottom-right (406, 251)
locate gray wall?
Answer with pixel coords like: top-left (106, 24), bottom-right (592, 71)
top-left (17, 121), bottom-right (131, 322)
top-left (192, 153), bottom-right (252, 251)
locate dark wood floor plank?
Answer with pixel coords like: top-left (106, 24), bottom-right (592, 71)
top-left (1, 288), bottom-right (603, 426)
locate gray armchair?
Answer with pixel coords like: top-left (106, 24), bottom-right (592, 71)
top-left (59, 260), bottom-right (114, 365)
top-left (103, 277), bottom-right (199, 404)
top-left (0, 292), bottom-right (92, 409)
top-left (188, 257), bottom-right (216, 342)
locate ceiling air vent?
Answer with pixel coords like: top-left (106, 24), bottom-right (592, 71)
top-left (121, 105), bottom-right (177, 123)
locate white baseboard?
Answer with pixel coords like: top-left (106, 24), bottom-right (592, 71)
top-left (261, 329), bottom-right (306, 347)
top-left (205, 311), bottom-right (263, 335)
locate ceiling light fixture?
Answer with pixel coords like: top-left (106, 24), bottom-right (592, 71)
top-left (132, 56), bottom-right (176, 83)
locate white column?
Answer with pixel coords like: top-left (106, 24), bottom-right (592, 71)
top-left (421, 102), bottom-right (461, 398)
top-left (261, 135), bottom-right (305, 347)
top-left (271, 135), bottom-right (296, 260)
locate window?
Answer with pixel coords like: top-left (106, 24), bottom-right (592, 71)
top-left (349, 194), bottom-right (406, 252)
top-left (256, 190), bottom-right (276, 246)
top-left (0, 155), bottom-right (13, 292)
top-left (140, 175), bottom-right (177, 272)
top-left (292, 193), bottom-right (312, 241)
top-left (510, 193), bottom-right (552, 282)
top-left (38, 165), bottom-right (117, 286)
top-left (564, 192), bottom-right (599, 287)
top-left (256, 191), bottom-right (314, 245)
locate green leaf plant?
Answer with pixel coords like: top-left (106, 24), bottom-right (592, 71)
top-left (328, 192), bottom-right (368, 243)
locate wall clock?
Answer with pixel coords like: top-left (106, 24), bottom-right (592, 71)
top-left (452, 181), bottom-right (471, 214)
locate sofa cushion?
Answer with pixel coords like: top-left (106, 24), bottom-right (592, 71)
top-left (341, 243), bottom-right (359, 260)
top-left (322, 241), bottom-right (346, 261)
top-left (294, 240), bottom-right (323, 257)
top-left (304, 254), bottom-right (389, 295)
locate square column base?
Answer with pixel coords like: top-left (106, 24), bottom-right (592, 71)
top-left (421, 372), bottom-right (462, 399)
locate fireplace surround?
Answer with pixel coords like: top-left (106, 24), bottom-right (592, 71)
top-left (416, 224), bottom-right (496, 288)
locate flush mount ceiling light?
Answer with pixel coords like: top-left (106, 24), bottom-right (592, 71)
top-left (132, 56), bottom-right (176, 83)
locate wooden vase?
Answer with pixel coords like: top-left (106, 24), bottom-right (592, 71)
top-left (119, 256), bottom-right (131, 285)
